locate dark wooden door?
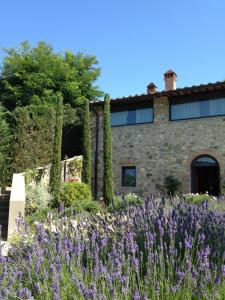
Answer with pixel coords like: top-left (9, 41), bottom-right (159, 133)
top-left (193, 166), bottom-right (220, 196)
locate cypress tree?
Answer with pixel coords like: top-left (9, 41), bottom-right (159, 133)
top-left (81, 99), bottom-right (92, 189)
top-left (103, 94), bottom-right (114, 205)
top-left (50, 93), bottom-right (64, 204)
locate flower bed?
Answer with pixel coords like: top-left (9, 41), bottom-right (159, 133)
top-left (0, 195), bottom-right (225, 299)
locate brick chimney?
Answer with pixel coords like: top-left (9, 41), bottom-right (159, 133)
top-left (147, 82), bottom-right (157, 94)
top-left (164, 69), bottom-right (177, 91)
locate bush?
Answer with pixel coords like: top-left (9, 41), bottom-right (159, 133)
top-left (25, 207), bottom-right (50, 225)
top-left (164, 175), bottom-right (181, 196)
top-left (60, 182), bottom-right (99, 214)
top-left (109, 193), bottom-right (144, 211)
top-left (61, 182), bottom-right (92, 206)
top-left (183, 192), bottom-right (212, 205)
top-left (26, 184), bottom-right (52, 214)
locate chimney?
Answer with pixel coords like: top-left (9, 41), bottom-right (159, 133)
top-left (147, 82), bottom-right (157, 94)
top-left (164, 69), bottom-right (177, 91)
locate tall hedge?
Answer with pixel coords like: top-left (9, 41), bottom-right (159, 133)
top-left (50, 93), bottom-right (64, 203)
top-left (103, 94), bottom-right (114, 205)
top-left (0, 106), bottom-right (12, 186)
top-left (11, 105), bottom-right (56, 173)
top-left (81, 99), bottom-right (92, 189)
top-left (10, 103), bottom-right (82, 174)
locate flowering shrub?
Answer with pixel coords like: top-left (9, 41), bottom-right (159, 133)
top-left (67, 176), bottom-right (81, 183)
top-left (109, 193), bottom-right (144, 211)
top-left (183, 192), bottom-right (212, 205)
top-left (1, 195), bottom-right (225, 299)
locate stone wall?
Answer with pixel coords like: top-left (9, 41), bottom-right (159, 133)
top-left (26, 155), bottom-right (83, 187)
top-left (92, 97), bottom-right (225, 197)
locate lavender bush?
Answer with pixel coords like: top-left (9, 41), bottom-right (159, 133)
top-left (0, 195), bottom-right (225, 299)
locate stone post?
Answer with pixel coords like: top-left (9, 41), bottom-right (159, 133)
top-left (7, 173), bottom-right (25, 240)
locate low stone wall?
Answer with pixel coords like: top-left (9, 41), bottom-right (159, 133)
top-left (25, 155), bottom-right (83, 187)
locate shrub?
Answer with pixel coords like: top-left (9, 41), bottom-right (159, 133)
top-left (25, 207), bottom-right (50, 225)
top-left (61, 182), bottom-right (92, 206)
top-left (109, 193), bottom-right (144, 211)
top-left (70, 197), bottom-right (100, 214)
top-left (25, 184), bottom-right (52, 214)
top-left (60, 182), bottom-right (99, 213)
top-left (164, 175), bottom-right (181, 196)
top-left (184, 192), bottom-right (212, 205)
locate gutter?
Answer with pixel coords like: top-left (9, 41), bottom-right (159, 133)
top-left (92, 107), bottom-right (99, 198)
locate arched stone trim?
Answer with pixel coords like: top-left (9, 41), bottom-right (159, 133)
top-left (186, 150), bottom-right (224, 171)
top-left (184, 150), bottom-right (224, 194)
top-left (189, 151), bottom-right (221, 195)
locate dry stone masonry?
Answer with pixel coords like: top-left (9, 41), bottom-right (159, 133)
top-left (91, 72), bottom-right (225, 197)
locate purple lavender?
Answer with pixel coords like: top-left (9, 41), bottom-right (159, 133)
top-left (0, 194), bottom-right (224, 299)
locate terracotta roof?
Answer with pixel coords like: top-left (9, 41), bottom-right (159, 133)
top-left (90, 80), bottom-right (225, 107)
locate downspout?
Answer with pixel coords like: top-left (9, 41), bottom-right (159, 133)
top-left (92, 107), bottom-right (99, 198)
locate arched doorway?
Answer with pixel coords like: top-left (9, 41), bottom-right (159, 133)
top-left (191, 155), bottom-right (220, 196)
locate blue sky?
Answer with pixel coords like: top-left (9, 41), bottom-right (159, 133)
top-left (0, 0), bottom-right (225, 99)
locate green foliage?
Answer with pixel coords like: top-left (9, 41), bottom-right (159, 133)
top-left (50, 94), bottom-right (63, 203)
top-left (10, 104), bottom-right (56, 173)
top-left (183, 193), bottom-right (212, 205)
top-left (164, 175), bottom-right (181, 196)
top-left (0, 41), bottom-right (102, 173)
top-left (0, 41), bottom-right (102, 110)
top-left (208, 198), bottom-right (225, 211)
top-left (81, 99), bottom-right (91, 189)
top-left (25, 207), bottom-right (50, 225)
top-left (80, 199), bottom-right (100, 214)
top-left (25, 184), bottom-right (52, 215)
top-left (103, 94), bottom-right (114, 205)
top-left (0, 105), bottom-right (12, 186)
top-left (10, 101), bottom-right (81, 173)
top-left (61, 182), bottom-right (92, 206)
top-left (60, 182), bottom-right (99, 213)
top-left (109, 193), bottom-right (144, 211)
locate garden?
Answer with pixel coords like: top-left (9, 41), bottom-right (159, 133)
top-left (0, 192), bottom-right (225, 300)
top-left (0, 42), bottom-right (225, 300)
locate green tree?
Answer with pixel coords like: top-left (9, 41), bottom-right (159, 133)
top-left (103, 94), bottom-right (114, 205)
top-left (0, 106), bottom-right (11, 186)
top-left (50, 93), bottom-right (64, 204)
top-left (0, 41), bottom-right (102, 110)
top-left (81, 99), bottom-right (92, 189)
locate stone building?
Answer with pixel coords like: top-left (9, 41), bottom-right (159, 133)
top-left (91, 70), bottom-right (225, 197)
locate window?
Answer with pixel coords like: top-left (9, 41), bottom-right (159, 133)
top-left (122, 166), bottom-right (136, 187)
top-left (170, 97), bottom-right (225, 120)
top-left (111, 107), bottom-right (153, 126)
top-left (192, 155), bottom-right (218, 167)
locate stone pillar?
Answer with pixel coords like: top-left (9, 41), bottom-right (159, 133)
top-left (7, 173), bottom-right (25, 240)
